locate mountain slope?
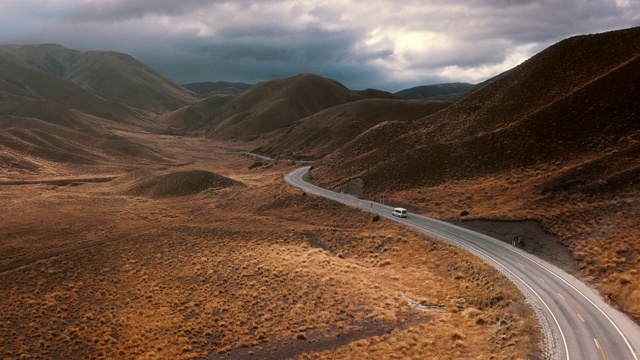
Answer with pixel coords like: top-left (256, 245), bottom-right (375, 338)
top-left (0, 53), bottom-right (144, 124)
top-left (183, 81), bottom-right (252, 96)
top-left (0, 44), bottom-right (179, 177)
top-left (314, 27), bottom-right (640, 190)
top-left (0, 110), bottom-right (171, 178)
top-left (0, 44), bottom-right (196, 113)
top-left (207, 73), bottom-right (365, 139)
top-left (257, 98), bottom-right (450, 160)
top-left (157, 94), bottom-right (235, 133)
top-left (395, 82), bottom-right (474, 100)
top-left (310, 26), bottom-right (640, 323)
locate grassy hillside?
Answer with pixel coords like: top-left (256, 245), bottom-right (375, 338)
top-left (257, 98), bottom-right (450, 160)
top-left (207, 73), bottom-right (365, 140)
top-left (0, 44), bottom-right (196, 113)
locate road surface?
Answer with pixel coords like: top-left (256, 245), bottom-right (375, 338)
top-left (285, 166), bottom-right (640, 360)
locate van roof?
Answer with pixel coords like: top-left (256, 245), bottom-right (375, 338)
top-left (393, 207), bottom-right (407, 211)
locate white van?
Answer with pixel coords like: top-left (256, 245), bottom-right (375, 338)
top-left (392, 207), bottom-right (408, 218)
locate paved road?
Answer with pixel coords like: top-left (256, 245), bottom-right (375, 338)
top-left (285, 166), bottom-right (640, 360)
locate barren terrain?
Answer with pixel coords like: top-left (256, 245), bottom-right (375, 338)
top-left (0, 134), bottom-right (541, 359)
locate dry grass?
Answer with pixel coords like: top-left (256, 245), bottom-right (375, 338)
top-left (389, 157), bottom-right (640, 323)
top-left (0, 134), bottom-right (541, 359)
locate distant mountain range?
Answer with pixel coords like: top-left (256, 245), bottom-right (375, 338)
top-left (0, 44), bottom-right (196, 113)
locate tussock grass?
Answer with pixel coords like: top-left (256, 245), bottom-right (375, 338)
top-left (392, 158), bottom-right (640, 324)
top-left (0, 145), bottom-right (541, 359)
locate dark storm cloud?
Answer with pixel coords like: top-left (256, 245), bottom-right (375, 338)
top-left (1, 0), bottom-right (639, 91)
top-left (145, 25), bottom-right (393, 89)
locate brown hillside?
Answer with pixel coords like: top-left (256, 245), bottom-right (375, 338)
top-left (0, 53), bottom-right (147, 125)
top-left (257, 99), bottom-right (450, 160)
top-left (355, 88), bottom-right (403, 100)
top-left (0, 44), bottom-right (196, 113)
top-left (183, 81), bottom-right (252, 97)
top-left (313, 26), bottom-right (640, 190)
top-left (205, 73), bottom-right (364, 140)
top-left (0, 112), bottom-right (171, 177)
top-left (0, 99), bottom-right (174, 178)
top-left (158, 94), bottom-right (235, 133)
top-left (311, 26), bottom-right (640, 322)
top-left (0, 45), bottom-right (182, 177)
top-left (67, 50), bottom-right (196, 113)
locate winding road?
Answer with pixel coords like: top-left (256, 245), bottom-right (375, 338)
top-left (285, 166), bottom-right (640, 360)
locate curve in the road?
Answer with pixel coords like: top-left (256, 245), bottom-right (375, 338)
top-left (285, 166), bottom-right (640, 360)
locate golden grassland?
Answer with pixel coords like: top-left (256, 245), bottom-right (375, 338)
top-left (0, 138), bottom-right (541, 359)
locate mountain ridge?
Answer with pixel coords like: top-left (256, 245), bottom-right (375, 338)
top-left (0, 44), bottom-right (196, 113)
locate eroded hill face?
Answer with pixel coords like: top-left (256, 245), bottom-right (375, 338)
top-left (310, 26), bottom-right (640, 322)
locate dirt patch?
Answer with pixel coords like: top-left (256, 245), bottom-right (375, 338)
top-left (125, 169), bottom-right (244, 198)
top-left (206, 319), bottom-right (411, 360)
top-left (457, 219), bottom-right (578, 274)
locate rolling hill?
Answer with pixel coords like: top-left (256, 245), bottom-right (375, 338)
top-left (163, 73), bottom-right (366, 139)
top-left (0, 44), bottom-right (183, 177)
top-left (207, 73), bottom-right (366, 139)
top-left (156, 94), bottom-right (235, 133)
top-left (256, 98), bottom-right (450, 160)
top-left (0, 44), bottom-right (196, 113)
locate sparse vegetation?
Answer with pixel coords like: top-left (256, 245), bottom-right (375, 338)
top-left (0, 144), bottom-right (541, 359)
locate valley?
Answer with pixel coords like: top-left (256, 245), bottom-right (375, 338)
top-left (0, 134), bottom-right (541, 359)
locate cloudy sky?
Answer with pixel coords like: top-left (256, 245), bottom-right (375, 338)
top-left (1, 0), bottom-right (639, 91)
